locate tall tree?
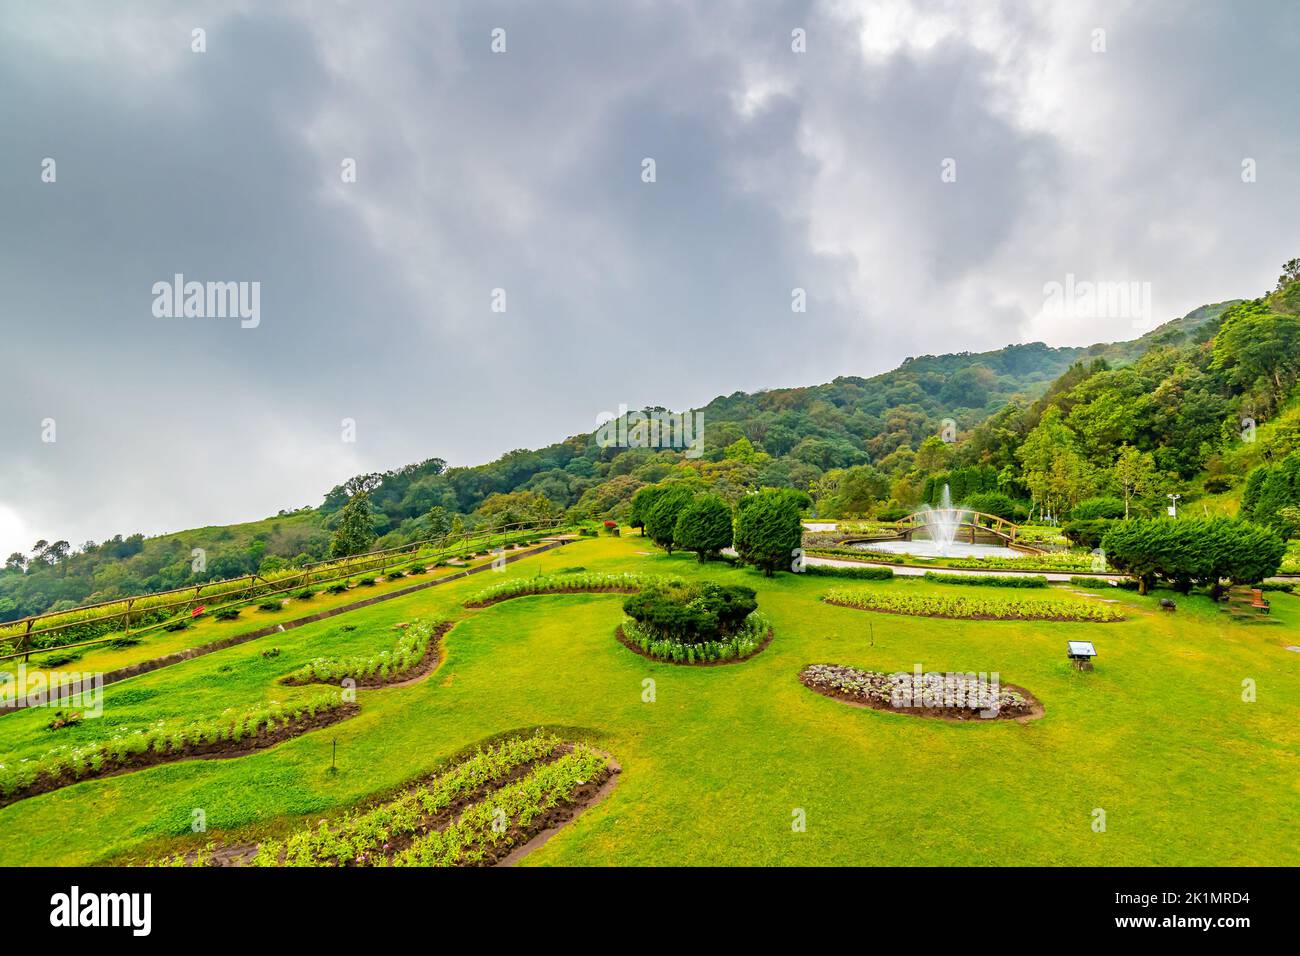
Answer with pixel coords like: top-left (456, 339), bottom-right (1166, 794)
top-left (1112, 443), bottom-right (1158, 518)
top-left (673, 495), bottom-right (733, 562)
top-left (330, 493), bottom-right (377, 558)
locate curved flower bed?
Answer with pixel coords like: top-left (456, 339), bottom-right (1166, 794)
top-left (617, 611), bottom-right (772, 665)
top-left (805, 546), bottom-right (1095, 573)
top-left (464, 572), bottom-right (679, 608)
top-left (823, 587), bottom-right (1124, 622)
top-left (0, 692), bottom-right (355, 807)
top-left (281, 618), bottom-right (449, 687)
top-left (155, 733), bottom-right (617, 868)
top-left (800, 663), bottom-right (1041, 721)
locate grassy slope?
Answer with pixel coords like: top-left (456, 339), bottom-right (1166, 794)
top-left (1, 535), bottom-right (1296, 866)
top-left (11, 545), bottom-right (523, 685)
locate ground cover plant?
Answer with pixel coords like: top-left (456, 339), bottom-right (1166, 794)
top-left (822, 587), bottom-right (1125, 622)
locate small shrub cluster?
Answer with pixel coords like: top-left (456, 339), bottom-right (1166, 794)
top-left (38, 650), bottom-right (84, 667)
top-left (921, 572), bottom-right (1048, 588)
top-left (1067, 576), bottom-right (1114, 589)
top-left (823, 587), bottom-right (1123, 622)
top-left (801, 564), bottom-right (894, 581)
top-left (623, 581), bottom-right (758, 644)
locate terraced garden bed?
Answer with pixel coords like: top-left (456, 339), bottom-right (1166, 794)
top-left (0, 693), bottom-right (355, 808)
top-left (280, 619), bottom-right (450, 688)
top-left (156, 733), bottom-right (617, 867)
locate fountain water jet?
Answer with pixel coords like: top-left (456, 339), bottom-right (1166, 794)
top-left (917, 484), bottom-right (967, 556)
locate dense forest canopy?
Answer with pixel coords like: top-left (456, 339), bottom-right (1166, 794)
top-left (5, 260), bottom-right (1300, 622)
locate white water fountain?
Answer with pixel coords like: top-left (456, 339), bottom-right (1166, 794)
top-left (918, 484), bottom-right (966, 556)
top-left (851, 482), bottom-right (1021, 558)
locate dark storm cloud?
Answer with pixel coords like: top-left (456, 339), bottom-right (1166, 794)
top-left (0, 0), bottom-right (1296, 555)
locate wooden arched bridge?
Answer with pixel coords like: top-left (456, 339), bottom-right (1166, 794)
top-left (829, 509), bottom-right (1046, 555)
top-left (894, 509), bottom-right (1022, 546)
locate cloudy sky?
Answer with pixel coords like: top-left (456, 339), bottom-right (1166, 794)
top-left (1, 0), bottom-right (1297, 557)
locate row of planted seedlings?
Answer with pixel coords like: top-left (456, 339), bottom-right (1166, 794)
top-left (156, 733), bottom-right (615, 867)
top-left (2, 616), bottom-right (448, 806)
top-left (821, 587), bottom-right (1125, 622)
top-left (1, 523), bottom-right (563, 664)
top-left (463, 571), bottom-right (683, 607)
top-left (0, 691), bottom-right (353, 807)
top-left (280, 618), bottom-right (447, 687)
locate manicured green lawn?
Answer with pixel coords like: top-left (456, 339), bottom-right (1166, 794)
top-left (1, 534), bottom-right (1296, 866)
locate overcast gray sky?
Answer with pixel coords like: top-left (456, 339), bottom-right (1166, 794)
top-left (1, 0), bottom-right (1297, 557)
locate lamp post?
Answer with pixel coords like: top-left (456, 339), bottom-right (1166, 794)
top-left (1167, 493), bottom-right (1181, 518)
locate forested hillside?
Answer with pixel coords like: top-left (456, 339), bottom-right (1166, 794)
top-left (5, 259), bottom-right (1299, 621)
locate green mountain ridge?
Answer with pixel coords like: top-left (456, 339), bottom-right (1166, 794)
top-left (5, 271), bottom-right (1299, 620)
